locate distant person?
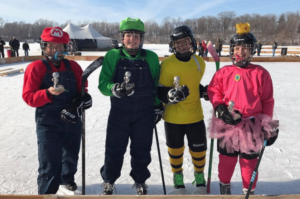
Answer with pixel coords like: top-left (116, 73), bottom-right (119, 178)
top-left (12, 37), bottom-right (20, 57)
top-left (272, 41), bottom-right (278, 57)
top-left (256, 41), bottom-right (262, 56)
top-left (23, 40), bottom-right (30, 56)
top-left (197, 41), bottom-right (204, 57)
top-left (215, 38), bottom-right (223, 57)
top-left (68, 40), bottom-right (74, 55)
top-left (201, 40), bottom-right (206, 57)
top-left (0, 37), bottom-right (5, 58)
top-left (22, 26), bottom-right (92, 194)
top-left (9, 37), bottom-right (15, 57)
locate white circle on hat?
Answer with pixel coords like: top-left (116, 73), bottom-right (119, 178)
top-left (51, 28), bottom-right (63, 37)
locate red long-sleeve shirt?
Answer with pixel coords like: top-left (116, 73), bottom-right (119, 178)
top-left (22, 59), bottom-right (87, 107)
top-left (207, 63), bottom-right (274, 118)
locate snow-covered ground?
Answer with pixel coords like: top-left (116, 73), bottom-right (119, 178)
top-left (0, 45), bottom-right (299, 195)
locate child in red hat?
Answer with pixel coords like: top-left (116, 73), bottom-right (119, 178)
top-left (22, 26), bottom-right (92, 194)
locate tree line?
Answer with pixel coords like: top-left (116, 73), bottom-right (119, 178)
top-left (0, 11), bottom-right (299, 45)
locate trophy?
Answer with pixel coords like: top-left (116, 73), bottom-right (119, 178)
top-left (173, 76), bottom-right (180, 88)
top-left (52, 72), bottom-right (65, 92)
top-left (228, 100), bottom-right (241, 120)
top-left (123, 71), bottom-right (135, 91)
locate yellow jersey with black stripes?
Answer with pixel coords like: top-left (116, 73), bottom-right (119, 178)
top-left (159, 54), bottom-right (206, 124)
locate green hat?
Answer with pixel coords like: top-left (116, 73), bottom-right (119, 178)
top-left (119, 17), bottom-right (145, 33)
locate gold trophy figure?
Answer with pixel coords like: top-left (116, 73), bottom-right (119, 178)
top-left (173, 76), bottom-right (180, 88)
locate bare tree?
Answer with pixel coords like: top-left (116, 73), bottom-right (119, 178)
top-left (1, 10), bottom-right (300, 45)
top-left (218, 11), bottom-right (236, 37)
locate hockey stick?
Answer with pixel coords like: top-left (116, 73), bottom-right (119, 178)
top-left (245, 140), bottom-right (267, 199)
top-left (81, 57), bottom-right (104, 195)
top-left (206, 41), bottom-right (220, 193)
top-left (154, 126), bottom-right (166, 195)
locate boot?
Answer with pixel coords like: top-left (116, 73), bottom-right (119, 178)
top-left (192, 172), bottom-right (206, 194)
top-left (61, 182), bottom-right (77, 191)
top-left (173, 172), bottom-right (185, 189)
top-left (220, 182), bottom-right (231, 195)
top-left (102, 182), bottom-right (115, 195)
top-left (133, 183), bottom-right (148, 195)
top-left (243, 188), bottom-right (254, 195)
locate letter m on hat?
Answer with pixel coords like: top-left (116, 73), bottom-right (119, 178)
top-left (51, 28), bottom-right (63, 37)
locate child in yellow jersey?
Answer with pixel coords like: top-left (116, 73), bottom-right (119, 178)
top-left (157, 26), bottom-right (208, 195)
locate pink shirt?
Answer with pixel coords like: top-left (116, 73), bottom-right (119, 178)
top-left (207, 63), bottom-right (274, 118)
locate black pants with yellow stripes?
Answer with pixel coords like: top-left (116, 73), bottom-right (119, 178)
top-left (164, 120), bottom-right (207, 173)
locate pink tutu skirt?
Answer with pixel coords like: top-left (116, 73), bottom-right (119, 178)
top-left (208, 114), bottom-right (279, 154)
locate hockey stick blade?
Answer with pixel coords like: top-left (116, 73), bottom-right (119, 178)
top-left (207, 41), bottom-right (220, 62)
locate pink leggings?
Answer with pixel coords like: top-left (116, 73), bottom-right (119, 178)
top-left (218, 154), bottom-right (258, 190)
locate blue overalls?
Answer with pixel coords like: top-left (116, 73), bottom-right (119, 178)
top-left (101, 50), bottom-right (156, 184)
top-left (36, 59), bottom-right (82, 194)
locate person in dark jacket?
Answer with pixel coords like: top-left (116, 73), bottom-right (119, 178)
top-left (98, 17), bottom-right (161, 195)
top-left (197, 41), bottom-right (204, 57)
top-left (256, 41), bottom-right (262, 56)
top-left (272, 41), bottom-right (278, 57)
top-left (12, 37), bottom-right (20, 57)
top-left (23, 40), bottom-right (30, 56)
top-left (22, 27), bottom-right (92, 194)
top-left (0, 37), bottom-right (6, 58)
top-left (9, 37), bottom-right (15, 57)
top-left (215, 38), bottom-right (223, 57)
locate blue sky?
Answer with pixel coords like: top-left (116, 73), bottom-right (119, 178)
top-left (1, 0), bottom-right (299, 25)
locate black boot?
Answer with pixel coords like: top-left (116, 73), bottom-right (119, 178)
top-left (220, 182), bottom-right (231, 195)
top-left (102, 182), bottom-right (115, 195)
top-left (133, 183), bottom-right (148, 195)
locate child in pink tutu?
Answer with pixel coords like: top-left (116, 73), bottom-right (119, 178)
top-left (207, 23), bottom-right (279, 195)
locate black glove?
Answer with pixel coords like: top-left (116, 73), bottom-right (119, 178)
top-left (266, 129), bottom-right (279, 146)
top-left (112, 82), bottom-right (135, 98)
top-left (61, 97), bottom-right (83, 124)
top-left (215, 104), bottom-right (242, 125)
top-left (167, 85), bottom-right (190, 104)
top-left (82, 93), bottom-right (92, 110)
top-left (199, 84), bottom-right (209, 101)
top-left (154, 102), bottom-right (164, 124)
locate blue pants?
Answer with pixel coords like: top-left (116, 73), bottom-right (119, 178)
top-left (36, 116), bottom-right (81, 194)
top-left (101, 98), bottom-right (154, 184)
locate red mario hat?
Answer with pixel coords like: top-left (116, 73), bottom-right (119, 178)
top-left (41, 27), bottom-right (69, 44)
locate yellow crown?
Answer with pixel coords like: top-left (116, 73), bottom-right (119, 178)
top-left (236, 23), bottom-right (250, 35)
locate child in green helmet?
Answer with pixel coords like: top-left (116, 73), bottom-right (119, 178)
top-left (98, 17), bottom-right (163, 195)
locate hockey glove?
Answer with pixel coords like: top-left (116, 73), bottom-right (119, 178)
top-left (154, 102), bottom-right (164, 124)
top-left (266, 129), bottom-right (279, 146)
top-left (61, 97), bottom-right (83, 124)
top-left (112, 83), bottom-right (127, 98)
top-left (199, 84), bottom-right (209, 101)
top-left (167, 85), bottom-right (190, 104)
top-left (112, 82), bottom-right (135, 98)
top-left (215, 104), bottom-right (242, 125)
top-left (82, 93), bottom-right (92, 110)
